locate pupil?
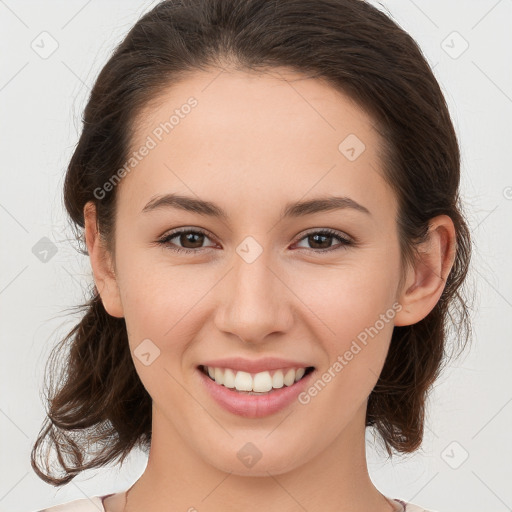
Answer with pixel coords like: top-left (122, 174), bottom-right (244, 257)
top-left (310, 234), bottom-right (330, 249)
top-left (183, 232), bottom-right (203, 248)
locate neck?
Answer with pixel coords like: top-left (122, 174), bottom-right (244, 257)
top-left (118, 402), bottom-right (396, 512)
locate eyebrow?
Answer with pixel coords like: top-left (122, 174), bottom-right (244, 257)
top-left (141, 193), bottom-right (371, 219)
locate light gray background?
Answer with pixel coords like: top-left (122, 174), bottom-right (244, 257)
top-left (1, 1), bottom-right (511, 511)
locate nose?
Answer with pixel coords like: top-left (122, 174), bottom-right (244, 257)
top-left (214, 244), bottom-right (293, 344)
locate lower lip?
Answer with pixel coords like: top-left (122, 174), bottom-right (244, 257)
top-left (197, 367), bottom-right (315, 418)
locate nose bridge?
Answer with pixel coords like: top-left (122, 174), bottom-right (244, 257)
top-left (216, 238), bottom-right (291, 342)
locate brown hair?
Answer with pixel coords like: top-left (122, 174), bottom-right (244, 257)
top-left (32, 0), bottom-right (473, 485)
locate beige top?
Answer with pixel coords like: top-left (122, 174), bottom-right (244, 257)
top-left (32, 490), bottom-right (439, 512)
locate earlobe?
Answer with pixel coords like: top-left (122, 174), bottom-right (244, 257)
top-left (394, 215), bottom-right (456, 327)
top-left (83, 201), bottom-right (124, 318)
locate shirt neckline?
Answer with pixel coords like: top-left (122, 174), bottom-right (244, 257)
top-left (99, 492), bottom-right (407, 511)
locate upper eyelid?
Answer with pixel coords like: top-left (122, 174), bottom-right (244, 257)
top-left (160, 227), bottom-right (217, 242)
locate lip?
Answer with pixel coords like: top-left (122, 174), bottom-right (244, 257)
top-left (196, 366), bottom-right (316, 418)
top-left (199, 356), bottom-right (314, 374)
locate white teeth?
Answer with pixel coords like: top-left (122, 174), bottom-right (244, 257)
top-left (283, 368), bottom-right (295, 386)
top-left (272, 370), bottom-right (284, 389)
top-left (294, 367), bottom-right (305, 381)
top-left (214, 367), bottom-right (224, 386)
top-left (203, 366), bottom-right (310, 392)
top-left (234, 371), bottom-right (253, 391)
top-left (223, 368), bottom-right (236, 388)
top-left (253, 371), bottom-right (273, 392)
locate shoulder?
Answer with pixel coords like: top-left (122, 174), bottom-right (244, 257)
top-left (28, 494), bottom-right (110, 512)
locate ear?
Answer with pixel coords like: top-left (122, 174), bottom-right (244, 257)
top-left (394, 215), bottom-right (456, 327)
top-left (84, 201), bottom-right (124, 318)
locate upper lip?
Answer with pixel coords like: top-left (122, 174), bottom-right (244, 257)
top-left (199, 357), bottom-right (314, 374)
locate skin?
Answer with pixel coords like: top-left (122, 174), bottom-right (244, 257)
top-left (84, 67), bottom-right (456, 512)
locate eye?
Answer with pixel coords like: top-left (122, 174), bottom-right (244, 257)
top-left (156, 227), bottom-right (353, 255)
top-left (156, 228), bottom-right (217, 255)
top-left (293, 228), bottom-right (353, 253)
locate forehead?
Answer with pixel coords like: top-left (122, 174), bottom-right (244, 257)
top-left (120, 67), bottom-right (395, 222)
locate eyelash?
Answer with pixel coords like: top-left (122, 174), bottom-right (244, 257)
top-left (156, 227), bottom-right (354, 255)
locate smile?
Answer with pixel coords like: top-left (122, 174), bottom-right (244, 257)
top-left (199, 365), bottom-right (315, 394)
top-left (196, 364), bottom-right (316, 418)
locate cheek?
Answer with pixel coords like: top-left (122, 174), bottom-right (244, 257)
top-left (116, 248), bottom-right (215, 363)
top-left (297, 268), bottom-right (398, 424)
top-left (121, 278), bottom-right (196, 350)
top-left (294, 258), bottom-right (399, 346)
top-left (117, 269), bottom-right (198, 401)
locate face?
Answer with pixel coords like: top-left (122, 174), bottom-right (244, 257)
top-left (101, 68), bottom-right (407, 476)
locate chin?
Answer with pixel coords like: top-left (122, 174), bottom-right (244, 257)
top-left (201, 440), bottom-right (307, 477)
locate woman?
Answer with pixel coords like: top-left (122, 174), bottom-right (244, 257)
top-left (30, 0), bottom-right (472, 511)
